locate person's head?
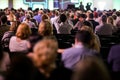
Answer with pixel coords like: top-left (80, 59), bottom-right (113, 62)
top-left (25, 15), bottom-right (31, 21)
top-left (81, 25), bottom-right (93, 34)
top-left (75, 30), bottom-right (92, 46)
top-left (60, 13), bottom-right (67, 22)
top-left (1, 15), bottom-right (7, 24)
top-left (38, 20), bottom-right (53, 36)
top-left (10, 21), bottom-right (21, 33)
top-left (116, 11), bottom-right (120, 17)
top-left (82, 21), bottom-right (93, 30)
top-left (101, 15), bottom-right (107, 23)
top-left (98, 12), bottom-right (103, 17)
top-left (80, 2), bottom-right (83, 5)
top-left (72, 56), bottom-right (110, 80)
top-left (55, 11), bottom-right (59, 16)
top-left (112, 14), bottom-right (117, 20)
top-left (41, 14), bottom-right (50, 21)
top-left (94, 7), bottom-right (97, 11)
top-left (88, 13), bottom-right (94, 19)
top-left (7, 55), bottom-right (34, 80)
top-left (78, 14), bottom-right (86, 22)
top-left (16, 23), bottom-right (31, 40)
top-left (107, 16), bottom-right (114, 25)
top-left (33, 37), bottom-right (58, 68)
top-left (38, 10), bottom-right (44, 15)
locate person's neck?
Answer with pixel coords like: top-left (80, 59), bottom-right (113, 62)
top-left (39, 63), bottom-right (56, 77)
top-left (102, 22), bottom-right (106, 24)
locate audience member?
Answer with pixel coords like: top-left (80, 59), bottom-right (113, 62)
top-left (0, 15), bottom-right (10, 40)
top-left (62, 30), bottom-right (98, 70)
top-left (54, 13), bottom-right (72, 34)
top-left (95, 15), bottom-right (113, 35)
top-left (72, 56), bottom-right (110, 80)
top-left (32, 37), bottom-right (72, 80)
top-left (1, 21), bottom-right (20, 52)
top-left (88, 13), bottom-right (99, 31)
top-left (9, 23), bottom-right (31, 53)
top-left (74, 14), bottom-right (86, 30)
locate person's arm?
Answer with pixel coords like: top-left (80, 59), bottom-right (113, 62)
top-left (27, 41), bottom-right (31, 49)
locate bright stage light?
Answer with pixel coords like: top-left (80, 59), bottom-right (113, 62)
top-left (98, 1), bottom-right (106, 10)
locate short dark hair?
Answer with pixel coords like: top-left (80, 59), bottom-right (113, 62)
top-left (1, 15), bottom-right (7, 24)
top-left (83, 21), bottom-right (93, 29)
top-left (78, 14), bottom-right (87, 18)
top-left (89, 13), bottom-right (94, 19)
top-left (98, 12), bottom-right (103, 17)
top-left (60, 14), bottom-right (67, 22)
top-left (102, 15), bottom-right (107, 23)
top-left (75, 30), bottom-right (92, 45)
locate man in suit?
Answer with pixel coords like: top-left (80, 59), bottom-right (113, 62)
top-left (62, 30), bottom-right (98, 70)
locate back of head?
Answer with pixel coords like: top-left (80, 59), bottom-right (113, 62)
top-left (33, 36), bottom-right (58, 68)
top-left (107, 16), bottom-right (114, 25)
top-left (6, 55), bottom-right (34, 80)
top-left (78, 14), bottom-right (87, 19)
top-left (89, 13), bottom-right (94, 19)
top-left (10, 21), bottom-right (21, 32)
top-left (75, 30), bottom-right (92, 46)
top-left (101, 15), bottom-right (107, 23)
top-left (98, 12), bottom-right (103, 17)
top-left (38, 20), bottom-right (53, 36)
top-left (16, 23), bottom-right (31, 40)
top-left (41, 14), bottom-right (50, 21)
top-left (83, 21), bottom-right (93, 29)
top-left (60, 14), bottom-right (67, 22)
top-left (116, 11), bottom-right (120, 17)
top-left (72, 56), bottom-right (110, 80)
top-left (1, 15), bottom-right (7, 24)
top-left (112, 14), bottom-right (117, 20)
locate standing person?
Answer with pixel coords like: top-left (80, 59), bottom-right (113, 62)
top-left (79, 2), bottom-right (84, 12)
top-left (86, 2), bottom-right (92, 11)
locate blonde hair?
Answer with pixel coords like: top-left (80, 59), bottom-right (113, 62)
top-left (41, 14), bottom-right (50, 21)
top-left (81, 26), bottom-right (100, 52)
top-left (107, 16), bottom-right (114, 25)
top-left (16, 23), bottom-right (31, 40)
top-left (10, 21), bottom-right (20, 33)
top-left (33, 37), bottom-right (58, 67)
top-left (38, 20), bottom-right (53, 36)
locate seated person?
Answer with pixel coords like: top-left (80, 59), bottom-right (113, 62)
top-left (31, 37), bottom-right (72, 80)
top-left (62, 30), bottom-right (98, 70)
top-left (72, 56), bottom-right (110, 80)
top-left (9, 23), bottom-right (31, 53)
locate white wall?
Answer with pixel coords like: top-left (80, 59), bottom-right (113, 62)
top-left (93, 0), bottom-right (113, 10)
top-left (13, 0), bottom-right (29, 10)
top-left (0, 0), bottom-right (8, 9)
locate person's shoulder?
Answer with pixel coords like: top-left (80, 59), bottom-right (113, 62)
top-left (111, 44), bottom-right (120, 50)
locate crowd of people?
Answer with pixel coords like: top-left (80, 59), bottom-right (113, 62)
top-left (0, 7), bottom-right (120, 80)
